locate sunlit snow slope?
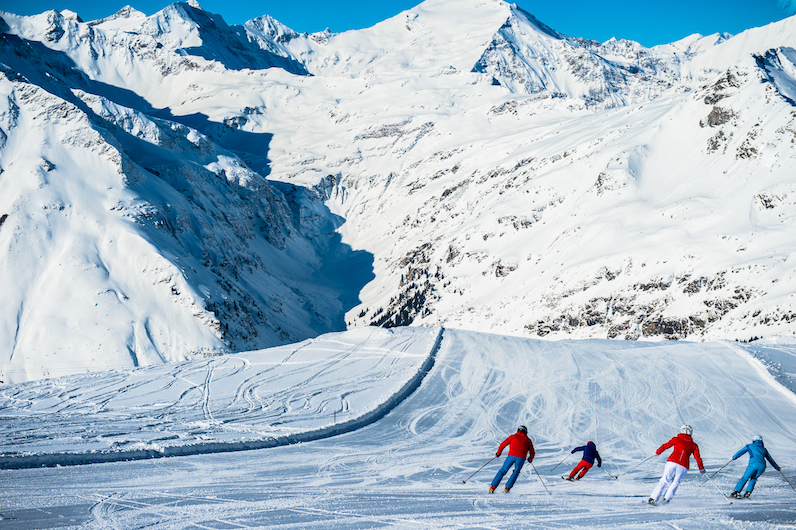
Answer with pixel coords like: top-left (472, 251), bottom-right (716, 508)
top-left (0, 328), bottom-right (795, 528)
top-left (0, 326), bottom-right (440, 465)
top-left (1, 327), bottom-right (794, 469)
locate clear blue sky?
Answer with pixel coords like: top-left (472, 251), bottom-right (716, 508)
top-left (1, 0), bottom-right (794, 47)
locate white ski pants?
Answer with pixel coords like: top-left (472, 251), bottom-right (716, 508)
top-left (651, 462), bottom-right (688, 501)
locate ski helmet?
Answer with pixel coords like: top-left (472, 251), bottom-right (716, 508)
top-left (680, 424), bottom-right (693, 436)
top-left (753, 435), bottom-right (763, 442)
top-left (518, 425), bottom-right (528, 434)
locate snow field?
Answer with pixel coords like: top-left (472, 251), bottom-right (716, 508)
top-left (0, 327), bottom-right (794, 528)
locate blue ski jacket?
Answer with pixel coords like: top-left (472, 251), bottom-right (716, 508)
top-left (572, 441), bottom-right (602, 466)
top-left (733, 440), bottom-right (780, 471)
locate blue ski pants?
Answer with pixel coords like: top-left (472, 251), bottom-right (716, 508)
top-left (735, 462), bottom-right (766, 493)
top-left (491, 456), bottom-right (525, 490)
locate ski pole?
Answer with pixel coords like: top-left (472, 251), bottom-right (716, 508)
top-left (550, 452), bottom-right (570, 472)
top-left (702, 471), bottom-right (734, 504)
top-left (779, 469), bottom-right (796, 494)
top-left (699, 458), bottom-right (733, 487)
top-left (599, 465), bottom-right (618, 480)
top-left (616, 454), bottom-right (657, 478)
top-left (530, 461), bottom-right (551, 495)
top-left (462, 456), bottom-right (496, 484)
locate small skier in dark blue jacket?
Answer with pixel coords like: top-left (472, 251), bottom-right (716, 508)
top-left (729, 435), bottom-right (780, 498)
top-left (565, 441), bottom-right (602, 480)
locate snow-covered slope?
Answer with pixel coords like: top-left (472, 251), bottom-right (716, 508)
top-left (1, 0), bottom-right (796, 381)
top-left (327, 51), bottom-right (796, 341)
top-left (0, 9), bottom-right (373, 383)
top-left (0, 328), bottom-right (795, 527)
top-left (0, 326), bottom-right (440, 464)
top-left (251, 0), bottom-right (512, 78)
top-left (253, 4), bottom-right (796, 343)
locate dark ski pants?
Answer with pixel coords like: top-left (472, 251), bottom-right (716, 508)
top-left (569, 460), bottom-right (593, 479)
top-left (735, 463), bottom-right (766, 493)
top-left (491, 456), bottom-right (525, 490)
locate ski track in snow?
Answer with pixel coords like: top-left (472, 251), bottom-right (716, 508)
top-left (0, 328), bottom-right (795, 528)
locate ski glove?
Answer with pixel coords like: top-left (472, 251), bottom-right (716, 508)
top-left (527, 458), bottom-right (533, 463)
top-left (496, 452), bottom-right (501, 457)
top-left (597, 463), bottom-right (601, 467)
top-left (700, 469), bottom-right (706, 474)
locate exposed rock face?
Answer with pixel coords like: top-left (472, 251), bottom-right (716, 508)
top-left (701, 106), bottom-right (735, 127)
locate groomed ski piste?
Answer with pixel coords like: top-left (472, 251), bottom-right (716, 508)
top-left (1, 326), bottom-right (795, 528)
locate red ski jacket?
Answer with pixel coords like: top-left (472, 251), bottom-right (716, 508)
top-left (497, 432), bottom-right (535, 461)
top-left (656, 433), bottom-right (704, 470)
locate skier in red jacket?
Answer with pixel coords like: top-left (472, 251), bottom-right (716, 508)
top-left (648, 425), bottom-right (705, 505)
top-left (489, 425), bottom-right (535, 493)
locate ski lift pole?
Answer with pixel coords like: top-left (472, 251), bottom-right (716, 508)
top-left (779, 468), bottom-right (796, 495)
top-left (550, 452), bottom-right (570, 472)
top-left (699, 459), bottom-right (733, 487)
top-left (462, 456), bottom-right (496, 484)
top-left (616, 454), bottom-right (657, 478)
top-left (530, 461), bottom-right (551, 495)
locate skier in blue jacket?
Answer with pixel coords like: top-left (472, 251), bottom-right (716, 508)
top-left (729, 435), bottom-right (780, 498)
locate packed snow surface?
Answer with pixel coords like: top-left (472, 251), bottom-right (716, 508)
top-left (0, 327), bottom-right (794, 527)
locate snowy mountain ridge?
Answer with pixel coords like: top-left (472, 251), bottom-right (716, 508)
top-left (1, 0), bottom-right (796, 382)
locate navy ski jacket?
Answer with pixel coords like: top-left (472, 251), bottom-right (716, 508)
top-left (572, 441), bottom-right (602, 466)
top-left (733, 440), bottom-right (780, 471)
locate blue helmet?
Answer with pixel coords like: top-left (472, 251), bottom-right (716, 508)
top-left (518, 425), bottom-right (528, 434)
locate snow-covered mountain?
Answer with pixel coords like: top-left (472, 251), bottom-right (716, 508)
top-left (0, 4), bottom-right (372, 382)
top-left (1, 0), bottom-right (796, 381)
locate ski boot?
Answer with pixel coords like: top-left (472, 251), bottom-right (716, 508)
top-left (743, 491), bottom-right (751, 498)
top-left (488, 486), bottom-right (496, 494)
top-left (647, 498), bottom-right (656, 505)
top-left (729, 490), bottom-right (741, 499)
top-left (504, 487), bottom-right (511, 493)
top-left (563, 476), bottom-right (574, 481)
